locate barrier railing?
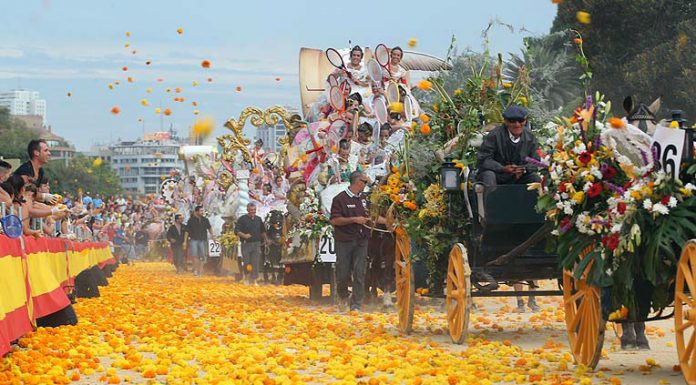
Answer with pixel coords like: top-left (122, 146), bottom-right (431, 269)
top-left (0, 235), bottom-right (114, 356)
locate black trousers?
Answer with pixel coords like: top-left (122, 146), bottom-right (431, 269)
top-left (336, 238), bottom-right (368, 309)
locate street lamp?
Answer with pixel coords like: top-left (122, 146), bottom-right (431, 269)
top-left (440, 156), bottom-right (460, 191)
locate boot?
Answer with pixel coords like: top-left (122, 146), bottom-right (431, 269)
top-left (620, 322), bottom-right (637, 350)
top-left (527, 296), bottom-right (541, 312)
top-left (634, 321), bottom-right (650, 350)
top-left (517, 298), bottom-right (525, 313)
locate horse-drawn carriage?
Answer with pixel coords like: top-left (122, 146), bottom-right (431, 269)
top-left (392, 103), bottom-right (696, 384)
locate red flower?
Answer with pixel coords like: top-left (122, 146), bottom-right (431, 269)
top-left (606, 234), bottom-right (620, 251)
top-left (602, 165), bottom-right (616, 180)
top-left (587, 183), bottom-right (602, 198)
top-left (661, 195), bottom-right (671, 205)
top-left (578, 151), bottom-right (592, 164)
top-left (617, 201), bottom-right (627, 215)
top-left (624, 180), bottom-right (633, 190)
top-left (559, 217), bottom-right (572, 233)
top-left (559, 182), bottom-right (567, 193)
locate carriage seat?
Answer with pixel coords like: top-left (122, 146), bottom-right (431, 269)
top-left (470, 183), bottom-right (544, 225)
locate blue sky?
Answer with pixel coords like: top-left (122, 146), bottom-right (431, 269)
top-left (0, 0), bottom-right (558, 151)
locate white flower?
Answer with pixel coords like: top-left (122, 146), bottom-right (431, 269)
top-left (686, 183), bottom-right (696, 191)
top-left (652, 203), bottom-right (669, 215)
top-left (563, 206), bottom-right (574, 215)
top-left (582, 181), bottom-right (593, 192)
top-left (668, 196), bottom-right (678, 208)
top-left (643, 199), bottom-right (653, 210)
top-left (611, 224), bottom-right (622, 233)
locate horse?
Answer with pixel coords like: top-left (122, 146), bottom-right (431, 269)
top-left (624, 96), bottom-right (661, 135)
top-left (263, 209), bottom-right (286, 284)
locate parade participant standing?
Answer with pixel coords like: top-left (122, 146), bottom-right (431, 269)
top-left (184, 205), bottom-right (213, 276)
top-left (167, 214), bottom-right (186, 273)
top-left (235, 202), bottom-right (266, 285)
top-left (330, 171), bottom-right (371, 312)
top-left (385, 46), bottom-right (408, 86)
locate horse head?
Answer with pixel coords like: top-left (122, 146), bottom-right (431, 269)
top-left (624, 96), bottom-right (661, 135)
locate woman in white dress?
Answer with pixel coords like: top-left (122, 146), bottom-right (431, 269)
top-left (384, 46), bottom-right (409, 87)
top-left (333, 46), bottom-right (370, 97)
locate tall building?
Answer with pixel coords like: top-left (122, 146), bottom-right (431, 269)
top-left (0, 89), bottom-right (47, 125)
top-left (107, 132), bottom-right (184, 195)
top-left (254, 106), bottom-right (297, 153)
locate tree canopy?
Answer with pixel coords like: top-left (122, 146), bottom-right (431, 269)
top-left (551, 0), bottom-right (696, 117)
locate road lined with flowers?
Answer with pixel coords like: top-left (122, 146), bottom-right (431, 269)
top-left (0, 263), bottom-right (682, 385)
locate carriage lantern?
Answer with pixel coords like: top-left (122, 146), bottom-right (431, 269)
top-left (439, 156), bottom-right (460, 191)
top-left (669, 110), bottom-right (695, 162)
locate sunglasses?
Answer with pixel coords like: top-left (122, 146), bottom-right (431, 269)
top-left (508, 118), bottom-right (526, 123)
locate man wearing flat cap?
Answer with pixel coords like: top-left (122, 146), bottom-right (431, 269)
top-left (476, 105), bottom-right (541, 187)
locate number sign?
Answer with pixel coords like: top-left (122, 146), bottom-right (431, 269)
top-left (652, 125), bottom-right (685, 180)
top-left (208, 240), bottom-right (222, 257)
top-left (318, 234), bottom-right (336, 263)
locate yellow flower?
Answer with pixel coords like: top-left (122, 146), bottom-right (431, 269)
top-left (572, 191), bottom-right (585, 204)
top-left (680, 187), bottom-right (692, 197)
top-left (502, 82), bottom-right (512, 89)
top-left (518, 96), bottom-right (528, 106)
top-left (669, 120), bottom-right (680, 129)
top-left (407, 38), bottom-right (417, 48)
top-left (576, 11), bottom-right (591, 24)
top-left (453, 89), bottom-right (462, 96)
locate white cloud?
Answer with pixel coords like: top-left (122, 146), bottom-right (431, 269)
top-left (0, 48), bottom-right (24, 58)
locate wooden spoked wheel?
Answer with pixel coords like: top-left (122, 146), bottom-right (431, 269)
top-left (395, 228), bottom-right (414, 334)
top-left (674, 240), bottom-right (696, 385)
top-left (563, 270), bottom-right (605, 369)
top-left (446, 243), bottom-right (472, 344)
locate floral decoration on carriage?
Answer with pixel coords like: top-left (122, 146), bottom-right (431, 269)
top-left (532, 93), bottom-right (696, 319)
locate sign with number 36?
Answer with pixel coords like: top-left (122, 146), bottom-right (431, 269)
top-left (652, 125), bottom-right (685, 180)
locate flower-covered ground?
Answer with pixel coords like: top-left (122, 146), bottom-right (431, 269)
top-left (0, 263), bottom-right (684, 385)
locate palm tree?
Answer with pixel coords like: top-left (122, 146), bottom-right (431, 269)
top-left (505, 31), bottom-right (582, 121)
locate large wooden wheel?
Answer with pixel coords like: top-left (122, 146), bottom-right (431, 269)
top-left (395, 228), bottom-right (414, 334)
top-left (563, 269), bottom-right (605, 369)
top-left (447, 243), bottom-right (472, 344)
top-left (675, 240), bottom-right (696, 385)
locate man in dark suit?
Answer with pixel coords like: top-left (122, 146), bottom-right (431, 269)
top-left (476, 105), bottom-right (541, 187)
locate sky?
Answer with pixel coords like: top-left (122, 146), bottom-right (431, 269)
top-left (0, 0), bottom-right (558, 151)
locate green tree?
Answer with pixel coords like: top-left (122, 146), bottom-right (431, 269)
top-left (0, 108), bottom-right (40, 162)
top-left (505, 31), bottom-right (583, 121)
top-left (551, 0), bottom-right (696, 116)
top-left (45, 155), bottom-right (122, 197)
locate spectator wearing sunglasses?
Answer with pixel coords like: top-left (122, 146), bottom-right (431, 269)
top-left (476, 105), bottom-right (541, 188)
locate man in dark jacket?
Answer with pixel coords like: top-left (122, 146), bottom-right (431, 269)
top-left (476, 105), bottom-right (542, 313)
top-left (476, 105), bottom-right (541, 187)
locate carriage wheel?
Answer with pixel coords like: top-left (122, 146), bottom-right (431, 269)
top-left (674, 240), bottom-right (696, 385)
top-left (447, 243), bottom-right (472, 344)
top-left (394, 228), bottom-right (414, 334)
top-left (563, 270), bottom-right (605, 369)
